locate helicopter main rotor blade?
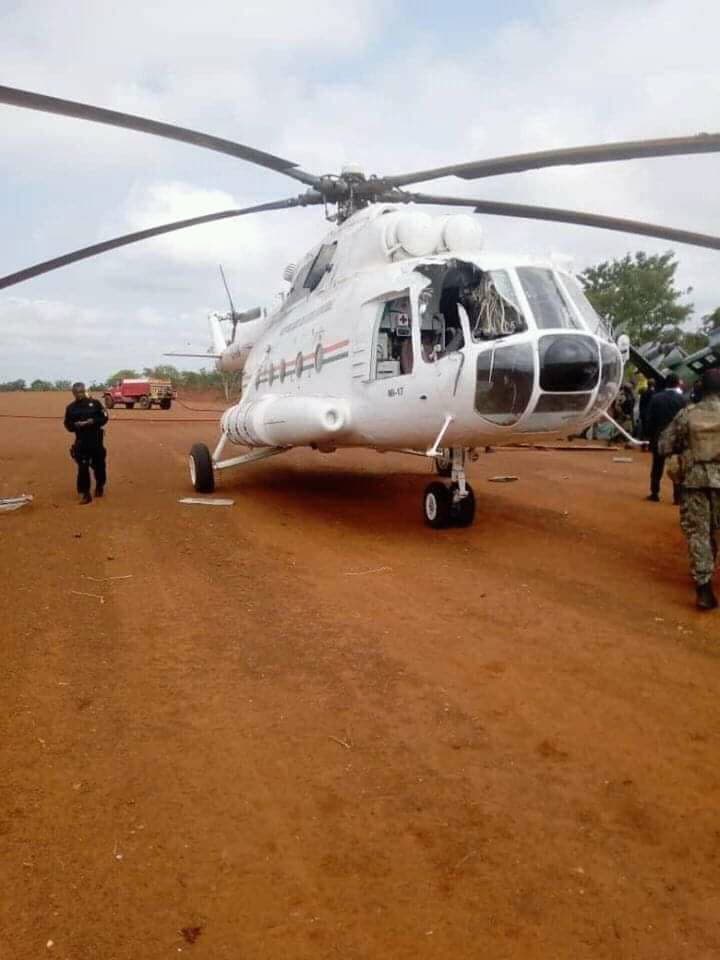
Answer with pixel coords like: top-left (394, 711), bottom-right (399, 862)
top-left (384, 192), bottom-right (720, 252)
top-left (383, 134), bottom-right (720, 188)
top-left (0, 195), bottom-right (323, 290)
top-left (0, 84), bottom-right (321, 188)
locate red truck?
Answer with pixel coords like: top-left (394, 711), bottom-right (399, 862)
top-left (103, 379), bottom-right (175, 410)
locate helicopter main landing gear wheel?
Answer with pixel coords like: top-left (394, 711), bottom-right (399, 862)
top-left (189, 442), bottom-right (215, 493)
top-left (423, 446), bottom-right (476, 528)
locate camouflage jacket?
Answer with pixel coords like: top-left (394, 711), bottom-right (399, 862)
top-left (658, 395), bottom-right (720, 488)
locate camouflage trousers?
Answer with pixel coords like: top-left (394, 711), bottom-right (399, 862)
top-left (679, 488), bottom-right (720, 585)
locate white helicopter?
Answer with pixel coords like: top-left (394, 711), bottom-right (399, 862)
top-left (2, 85), bottom-right (720, 527)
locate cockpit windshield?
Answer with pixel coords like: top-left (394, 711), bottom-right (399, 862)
top-left (558, 273), bottom-right (610, 339)
top-left (465, 270), bottom-right (527, 341)
top-left (517, 267), bottom-right (580, 331)
top-left (416, 260), bottom-right (527, 345)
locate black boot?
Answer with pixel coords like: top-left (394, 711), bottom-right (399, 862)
top-left (95, 486), bottom-right (104, 497)
top-left (696, 581), bottom-right (718, 611)
top-left (79, 492), bottom-right (92, 505)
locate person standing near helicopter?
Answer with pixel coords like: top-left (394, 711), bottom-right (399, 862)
top-left (659, 367), bottom-right (720, 610)
top-left (63, 382), bottom-right (108, 504)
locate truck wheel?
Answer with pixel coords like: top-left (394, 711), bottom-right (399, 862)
top-left (104, 395), bottom-right (114, 409)
top-left (189, 443), bottom-right (215, 493)
top-left (160, 399), bottom-right (171, 410)
top-left (139, 395), bottom-right (150, 410)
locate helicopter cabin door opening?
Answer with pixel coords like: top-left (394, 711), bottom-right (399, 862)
top-left (372, 293), bottom-right (415, 379)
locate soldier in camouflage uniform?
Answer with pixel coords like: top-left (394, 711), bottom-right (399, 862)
top-left (659, 367), bottom-right (720, 610)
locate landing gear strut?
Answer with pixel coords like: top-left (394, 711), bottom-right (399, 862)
top-left (188, 431), bottom-right (290, 493)
top-left (423, 447), bottom-right (475, 528)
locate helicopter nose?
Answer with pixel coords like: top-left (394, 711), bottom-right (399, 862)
top-left (538, 334), bottom-right (600, 392)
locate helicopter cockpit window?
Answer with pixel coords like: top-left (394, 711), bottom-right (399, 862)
top-left (559, 273), bottom-right (610, 339)
top-left (415, 260), bottom-right (526, 349)
top-left (475, 342), bottom-right (534, 425)
top-left (373, 295), bottom-right (414, 378)
top-left (464, 272), bottom-right (527, 341)
top-left (304, 242), bottom-right (337, 293)
top-left (588, 341), bottom-right (623, 416)
top-left (517, 267), bottom-right (580, 330)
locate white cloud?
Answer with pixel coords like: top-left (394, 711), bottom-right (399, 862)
top-left (1, 0), bottom-right (719, 378)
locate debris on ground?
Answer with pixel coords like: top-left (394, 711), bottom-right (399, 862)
top-left (0, 494), bottom-right (33, 513)
top-left (488, 476), bottom-right (519, 483)
top-left (70, 590), bottom-right (105, 604)
top-left (613, 457), bottom-right (634, 463)
top-left (178, 498), bottom-right (234, 507)
top-left (82, 574), bottom-right (133, 583)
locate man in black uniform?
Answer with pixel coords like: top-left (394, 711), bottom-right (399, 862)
top-left (63, 382), bottom-right (108, 504)
top-left (645, 372), bottom-right (686, 503)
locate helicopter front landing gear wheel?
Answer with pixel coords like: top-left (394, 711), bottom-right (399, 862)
top-left (424, 447), bottom-right (476, 528)
top-left (189, 442), bottom-right (215, 493)
top-left (423, 482), bottom-right (452, 528)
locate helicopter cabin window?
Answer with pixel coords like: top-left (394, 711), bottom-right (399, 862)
top-left (304, 242), bottom-right (337, 292)
top-left (373, 295), bottom-right (414, 378)
top-left (517, 267), bottom-right (580, 330)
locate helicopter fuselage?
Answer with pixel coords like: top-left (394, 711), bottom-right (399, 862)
top-left (214, 204), bottom-right (623, 453)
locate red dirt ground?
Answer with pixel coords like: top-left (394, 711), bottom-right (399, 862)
top-left (1, 391), bottom-right (719, 960)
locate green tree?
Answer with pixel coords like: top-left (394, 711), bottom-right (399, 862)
top-left (0, 379), bottom-right (26, 392)
top-left (54, 379), bottom-right (72, 391)
top-left (30, 379), bottom-right (53, 391)
top-left (702, 307), bottom-right (720, 335)
top-left (580, 251), bottom-right (693, 344)
top-left (142, 364), bottom-right (180, 381)
top-left (106, 368), bottom-right (140, 384)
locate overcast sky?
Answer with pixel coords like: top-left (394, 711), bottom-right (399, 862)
top-left (1, 0), bottom-right (719, 382)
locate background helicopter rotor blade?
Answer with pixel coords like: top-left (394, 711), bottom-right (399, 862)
top-left (384, 192), bottom-right (720, 252)
top-left (0, 84), bottom-right (322, 188)
top-left (219, 264), bottom-right (239, 341)
top-left (0, 195), bottom-right (323, 290)
top-left (382, 134), bottom-right (720, 188)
